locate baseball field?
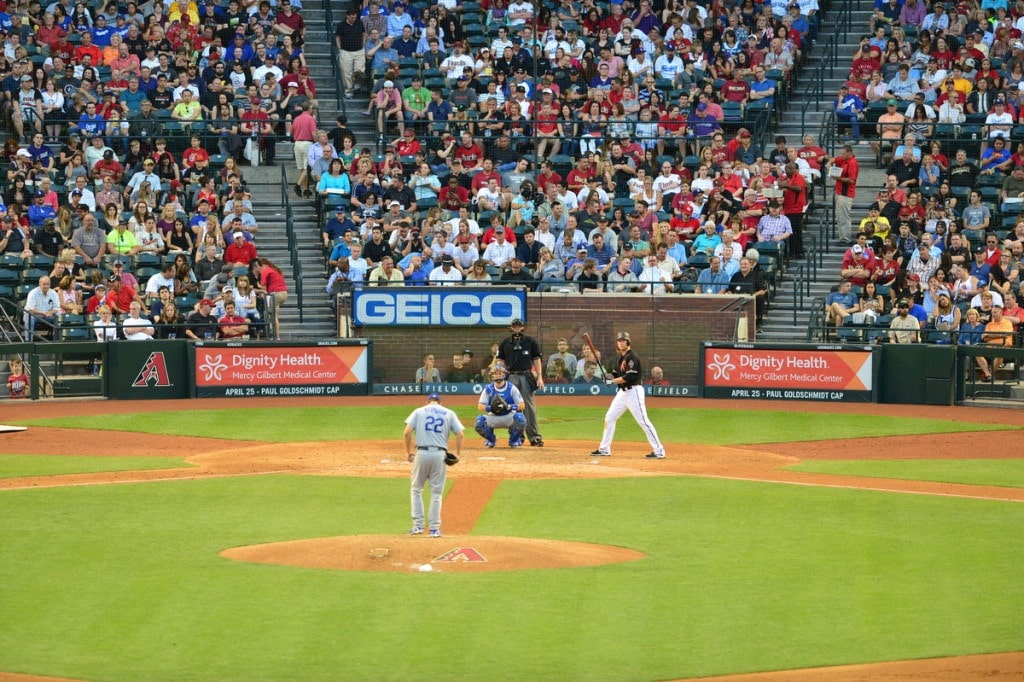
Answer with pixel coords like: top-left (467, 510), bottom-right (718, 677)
top-left (0, 395), bottom-right (1022, 681)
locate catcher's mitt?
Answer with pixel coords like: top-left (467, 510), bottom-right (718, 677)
top-left (444, 450), bottom-right (459, 466)
top-left (489, 395), bottom-right (510, 415)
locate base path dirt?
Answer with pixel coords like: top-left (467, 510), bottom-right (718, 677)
top-left (1, 396), bottom-right (1022, 681)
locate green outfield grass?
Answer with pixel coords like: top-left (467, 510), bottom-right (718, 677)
top-left (788, 458), bottom-right (1024, 489)
top-left (0, 455), bottom-right (190, 479)
top-left (0, 475), bottom-right (1021, 681)
top-left (14, 406), bottom-right (1018, 445)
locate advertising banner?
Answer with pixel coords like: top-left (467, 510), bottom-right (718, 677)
top-left (701, 343), bottom-right (876, 402)
top-left (372, 382), bottom-right (698, 397)
top-left (351, 286), bottom-right (527, 326)
top-left (193, 341), bottom-right (370, 398)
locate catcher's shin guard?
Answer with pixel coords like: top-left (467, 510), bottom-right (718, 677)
top-left (475, 415), bottom-right (495, 444)
top-left (508, 412), bottom-right (526, 446)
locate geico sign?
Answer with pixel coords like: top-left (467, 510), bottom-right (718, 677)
top-left (354, 292), bottom-right (525, 325)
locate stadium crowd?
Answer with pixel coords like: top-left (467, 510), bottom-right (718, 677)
top-left (1, 0), bottom-right (302, 339)
top-left (317, 0), bottom-right (834, 335)
top-left (823, 0), bottom-right (1023, 364)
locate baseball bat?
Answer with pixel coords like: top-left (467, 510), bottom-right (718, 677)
top-left (582, 333), bottom-right (610, 381)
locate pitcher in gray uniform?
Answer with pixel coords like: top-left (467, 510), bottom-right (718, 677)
top-left (404, 393), bottom-right (465, 537)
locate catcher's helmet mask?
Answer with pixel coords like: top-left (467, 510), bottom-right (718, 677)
top-left (491, 363), bottom-right (509, 382)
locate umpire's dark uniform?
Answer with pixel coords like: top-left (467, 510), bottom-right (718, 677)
top-left (497, 318), bottom-right (545, 446)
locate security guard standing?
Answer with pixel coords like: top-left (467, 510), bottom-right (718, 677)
top-left (497, 318), bottom-right (545, 446)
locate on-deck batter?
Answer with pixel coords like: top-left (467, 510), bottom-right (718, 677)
top-left (404, 392), bottom-right (464, 537)
top-left (590, 332), bottom-right (666, 459)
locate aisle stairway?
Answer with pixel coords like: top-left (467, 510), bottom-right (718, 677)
top-left (757, 0), bottom-right (888, 342)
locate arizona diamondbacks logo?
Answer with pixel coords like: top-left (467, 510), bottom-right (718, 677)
top-left (434, 547), bottom-right (487, 563)
top-left (132, 352), bottom-right (172, 387)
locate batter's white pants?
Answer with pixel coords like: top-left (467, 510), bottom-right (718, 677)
top-left (598, 386), bottom-right (664, 455)
top-left (411, 448), bottom-right (446, 531)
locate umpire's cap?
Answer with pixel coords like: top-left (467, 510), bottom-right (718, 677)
top-left (616, 332), bottom-right (632, 343)
top-left (427, 393), bottom-right (442, 402)
top-left (509, 318), bottom-right (524, 326)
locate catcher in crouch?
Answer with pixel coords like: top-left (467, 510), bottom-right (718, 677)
top-left (476, 364), bottom-right (527, 448)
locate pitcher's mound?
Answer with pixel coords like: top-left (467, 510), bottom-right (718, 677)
top-left (222, 535), bottom-right (645, 573)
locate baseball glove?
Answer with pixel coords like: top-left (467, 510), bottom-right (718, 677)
top-left (444, 450), bottom-right (459, 466)
top-left (489, 395), bottom-right (510, 415)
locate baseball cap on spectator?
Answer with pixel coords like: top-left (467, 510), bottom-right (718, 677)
top-left (696, 102), bottom-right (707, 112)
top-left (458, 235), bottom-right (470, 243)
top-left (897, 299), bottom-right (910, 307)
top-left (577, 246), bottom-right (587, 253)
top-left (199, 298), bottom-right (213, 307)
top-left (622, 241), bottom-right (633, 250)
top-left (299, 67), bottom-right (309, 75)
top-left (383, 80), bottom-right (394, 88)
top-left (887, 99), bottom-right (897, 106)
top-left (908, 274), bottom-right (921, 282)
top-left (597, 214), bottom-right (609, 222)
top-left (441, 254), bottom-right (454, 265)
top-left (495, 226), bottom-right (505, 233)
top-left (334, 206), bottom-right (346, 213)
top-left (937, 290), bottom-right (951, 299)
top-left (20, 75), bottom-right (32, 82)
top-left (739, 130), bottom-right (752, 139)
top-left (71, 189), bottom-right (83, 196)
top-left (233, 231), bottom-right (245, 240)
top-left (388, 200), bottom-right (401, 208)
top-left (107, 274), bottom-right (121, 283)
top-left (664, 43), bottom-right (675, 51)
top-left (404, 129), bottom-right (415, 136)
top-left (852, 244), bottom-right (863, 254)
top-left (16, 148), bottom-right (30, 158)
top-left (34, 189), bottom-right (45, 197)
top-left (287, 81), bottom-right (298, 88)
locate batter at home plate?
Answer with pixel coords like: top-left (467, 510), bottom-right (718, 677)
top-left (590, 332), bottom-right (666, 459)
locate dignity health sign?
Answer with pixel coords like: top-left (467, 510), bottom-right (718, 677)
top-left (700, 342), bottom-right (877, 402)
top-left (192, 341), bottom-right (370, 397)
top-left (351, 286), bottom-right (527, 326)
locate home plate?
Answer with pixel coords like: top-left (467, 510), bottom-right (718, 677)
top-left (0, 425), bottom-right (27, 434)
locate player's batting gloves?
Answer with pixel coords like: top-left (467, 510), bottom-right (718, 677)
top-left (604, 379), bottom-right (616, 386)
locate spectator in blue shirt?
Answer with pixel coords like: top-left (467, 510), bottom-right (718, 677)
top-left (77, 102), bottom-right (107, 138)
top-left (834, 85), bottom-right (865, 139)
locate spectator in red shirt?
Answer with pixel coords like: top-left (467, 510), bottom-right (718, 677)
top-left (452, 131), bottom-right (483, 172)
top-left (182, 134), bottom-right (210, 169)
top-left (104, 275), bottom-right (139, 314)
top-left (225, 231), bottom-right (258, 266)
top-left (841, 243), bottom-right (875, 287)
top-left (439, 175), bottom-right (470, 215)
top-left (74, 31), bottom-right (102, 65)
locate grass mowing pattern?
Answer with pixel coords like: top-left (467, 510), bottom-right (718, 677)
top-left (0, 455), bottom-right (191, 479)
top-left (787, 458), bottom-right (1024, 489)
top-left (0, 475), bottom-right (1022, 681)
top-left (14, 406), bottom-right (1018, 445)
